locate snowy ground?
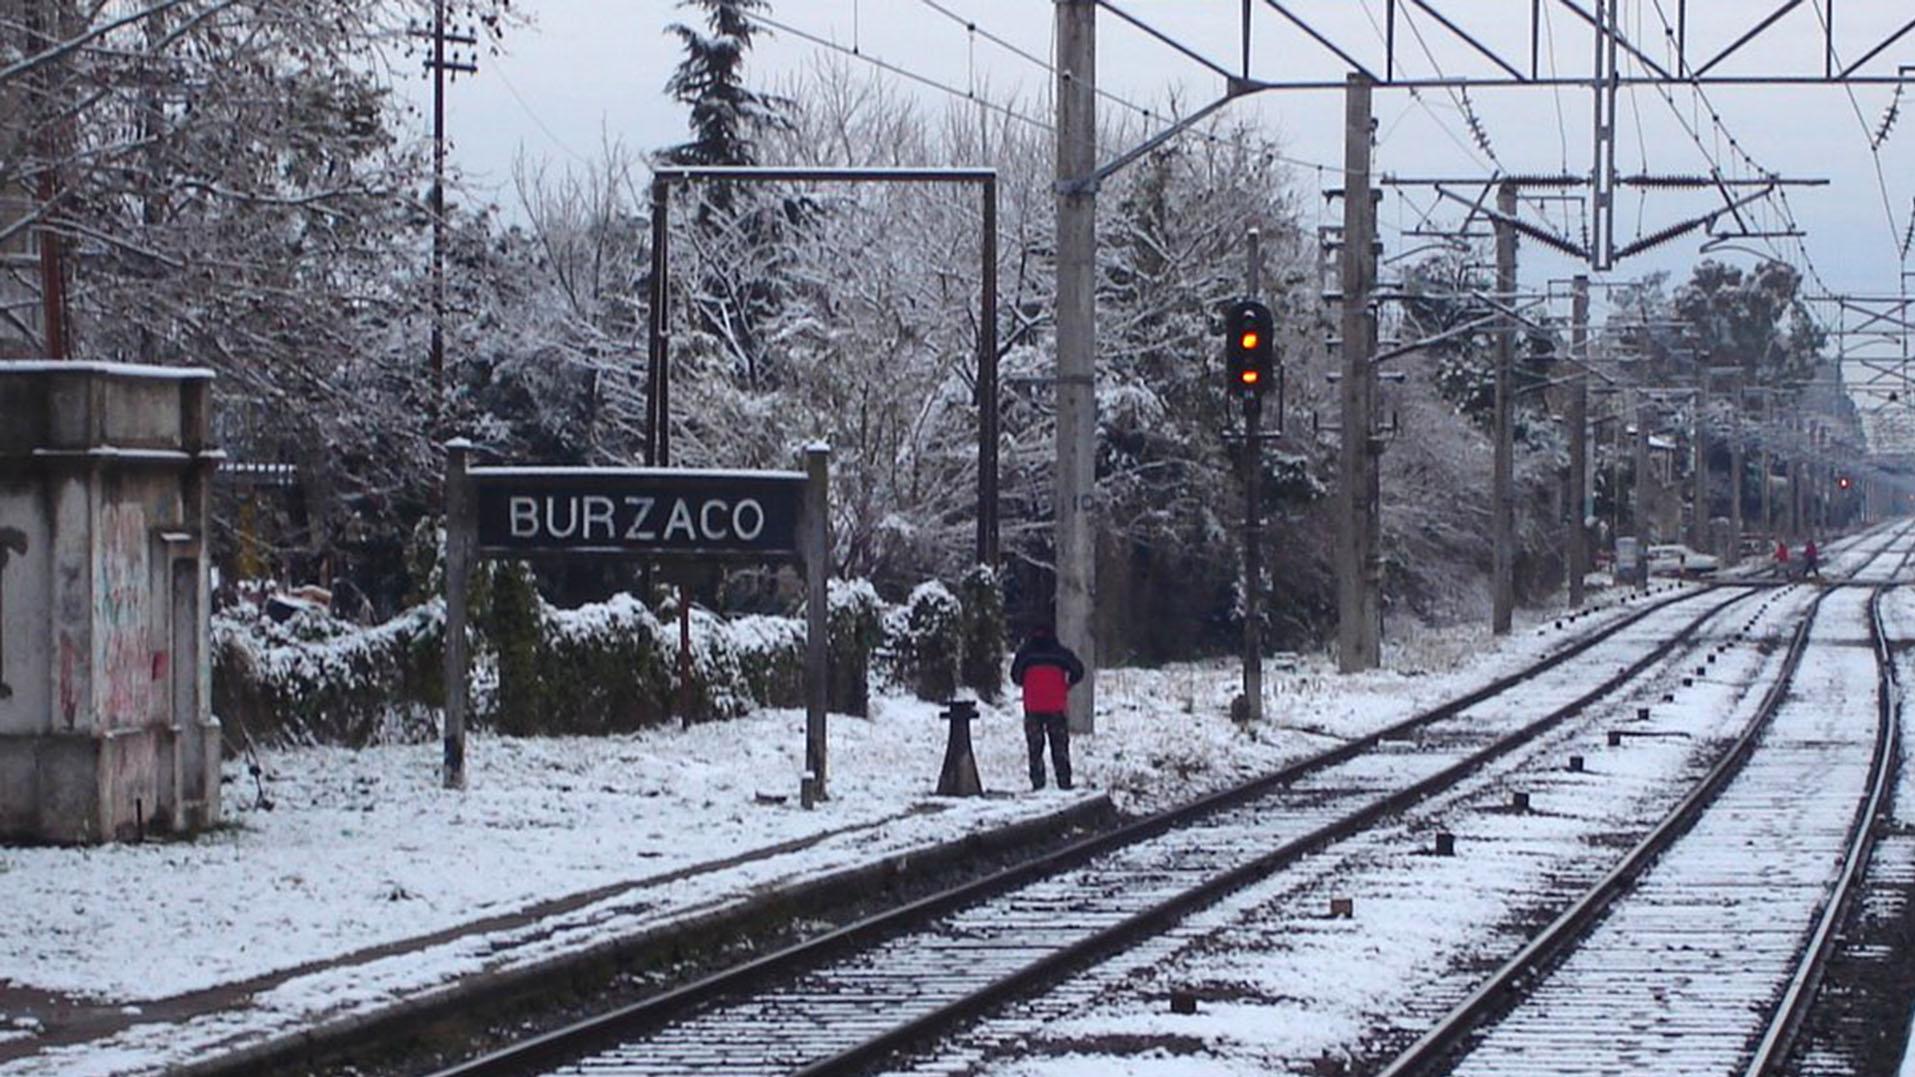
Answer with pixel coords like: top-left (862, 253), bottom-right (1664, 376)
top-left (0, 549), bottom-right (1892, 1076)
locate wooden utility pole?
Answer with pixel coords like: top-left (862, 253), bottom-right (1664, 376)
top-left (1567, 275), bottom-right (1589, 607)
top-left (1491, 182), bottom-right (1517, 634)
top-left (1055, 0), bottom-right (1097, 734)
top-left (1337, 74), bottom-right (1381, 671)
top-left (1240, 229), bottom-right (1263, 724)
top-left (424, 3), bottom-right (476, 409)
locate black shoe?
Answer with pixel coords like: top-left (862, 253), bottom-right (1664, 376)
top-left (1058, 780), bottom-right (1073, 790)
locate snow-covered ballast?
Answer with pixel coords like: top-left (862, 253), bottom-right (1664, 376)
top-left (0, 361), bottom-right (222, 843)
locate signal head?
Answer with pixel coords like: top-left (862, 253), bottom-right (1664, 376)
top-left (1224, 299), bottom-right (1276, 397)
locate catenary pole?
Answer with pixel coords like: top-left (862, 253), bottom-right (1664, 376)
top-left (1338, 72), bottom-right (1381, 670)
top-left (1492, 182), bottom-right (1517, 633)
top-left (1055, 0), bottom-right (1097, 734)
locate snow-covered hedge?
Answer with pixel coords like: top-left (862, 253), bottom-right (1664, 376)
top-left (211, 576), bottom-right (917, 746)
top-left (212, 602), bottom-right (445, 747)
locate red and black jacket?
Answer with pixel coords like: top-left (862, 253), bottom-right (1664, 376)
top-left (1011, 635), bottom-right (1085, 716)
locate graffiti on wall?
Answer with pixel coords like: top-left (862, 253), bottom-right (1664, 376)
top-left (97, 504), bottom-right (152, 728)
top-left (0, 527), bottom-right (23, 699)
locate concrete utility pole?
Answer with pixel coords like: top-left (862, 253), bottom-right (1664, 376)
top-left (1728, 380), bottom-right (1743, 563)
top-left (1337, 73), bottom-right (1381, 671)
top-left (1241, 229), bottom-right (1263, 724)
top-left (1567, 275), bottom-right (1589, 607)
top-left (1054, 0), bottom-right (1097, 734)
top-left (1690, 373), bottom-right (1708, 552)
top-left (1491, 182), bottom-right (1517, 634)
top-left (1632, 389), bottom-right (1650, 585)
top-left (1760, 397), bottom-right (1773, 544)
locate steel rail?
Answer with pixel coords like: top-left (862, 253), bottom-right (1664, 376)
top-left (795, 595), bottom-right (1759, 1077)
top-left (1374, 553), bottom-right (1904, 1077)
top-left (1742, 585), bottom-right (1901, 1076)
top-left (429, 586), bottom-right (1731, 1077)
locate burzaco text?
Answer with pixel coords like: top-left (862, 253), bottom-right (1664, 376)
top-left (508, 495), bottom-right (766, 544)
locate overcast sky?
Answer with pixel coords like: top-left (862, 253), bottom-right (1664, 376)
top-left (409, 1), bottom-right (1914, 336)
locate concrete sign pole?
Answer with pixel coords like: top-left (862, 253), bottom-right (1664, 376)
top-left (1055, 0), bottom-right (1097, 735)
top-left (1491, 182), bottom-right (1517, 634)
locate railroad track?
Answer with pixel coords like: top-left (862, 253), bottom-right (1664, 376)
top-left (430, 579), bottom-right (1791, 1077)
top-left (1376, 578), bottom-right (1901, 1076)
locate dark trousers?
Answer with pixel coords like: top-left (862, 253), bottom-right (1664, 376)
top-left (1024, 713), bottom-right (1071, 790)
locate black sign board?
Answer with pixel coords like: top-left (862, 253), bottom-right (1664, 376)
top-left (471, 467), bottom-right (805, 558)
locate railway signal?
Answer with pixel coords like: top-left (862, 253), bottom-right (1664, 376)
top-left (1224, 298), bottom-right (1275, 396)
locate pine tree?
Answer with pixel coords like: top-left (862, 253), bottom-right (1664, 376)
top-left (661, 0), bottom-right (790, 173)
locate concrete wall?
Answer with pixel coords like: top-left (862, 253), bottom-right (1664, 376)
top-left (0, 361), bottom-right (220, 843)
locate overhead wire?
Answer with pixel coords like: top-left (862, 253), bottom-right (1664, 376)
top-left (744, 9), bottom-right (1055, 133)
top-left (1807, 0), bottom-right (1906, 272)
top-left (910, 0), bottom-right (1336, 172)
top-left (1639, 0), bottom-right (1837, 300)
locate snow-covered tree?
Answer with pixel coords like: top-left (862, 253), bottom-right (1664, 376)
top-left (661, 0), bottom-right (790, 172)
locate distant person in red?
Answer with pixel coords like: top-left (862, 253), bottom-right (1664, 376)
top-left (1010, 624), bottom-right (1085, 791)
top-left (1773, 540), bottom-right (1790, 579)
top-left (1803, 539), bottom-right (1821, 579)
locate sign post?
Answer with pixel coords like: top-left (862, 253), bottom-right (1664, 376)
top-left (442, 438), bottom-right (473, 790)
top-left (441, 447), bottom-right (832, 798)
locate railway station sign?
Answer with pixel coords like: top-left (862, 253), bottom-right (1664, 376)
top-left (441, 442), bottom-right (833, 803)
top-left (471, 467), bottom-right (805, 559)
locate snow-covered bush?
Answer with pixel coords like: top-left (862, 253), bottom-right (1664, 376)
top-left (958, 565), bottom-right (1006, 702)
top-left (826, 578), bottom-right (884, 716)
top-left (212, 602), bottom-right (445, 747)
top-left (537, 595), bottom-right (677, 732)
top-left (212, 577), bottom-right (900, 745)
top-left (899, 581), bottom-right (963, 702)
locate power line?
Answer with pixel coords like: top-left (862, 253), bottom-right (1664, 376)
top-left (746, 9), bottom-right (1055, 134)
top-left (750, 6), bottom-right (1335, 174)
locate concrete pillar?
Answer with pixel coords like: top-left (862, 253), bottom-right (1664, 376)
top-left (0, 362), bottom-right (221, 843)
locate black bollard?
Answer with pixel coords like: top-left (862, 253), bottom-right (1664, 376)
top-left (936, 699), bottom-right (984, 796)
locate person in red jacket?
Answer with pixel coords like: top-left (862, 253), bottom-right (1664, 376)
top-left (1010, 624), bottom-right (1085, 791)
top-left (1773, 539), bottom-right (1790, 580)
